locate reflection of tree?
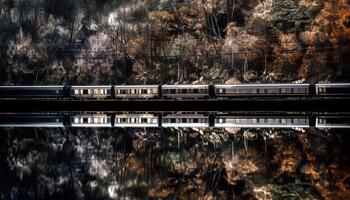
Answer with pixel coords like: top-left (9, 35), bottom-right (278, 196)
top-left (0, 128), bottom-right (349, 199)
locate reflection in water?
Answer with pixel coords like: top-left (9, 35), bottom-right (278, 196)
top-left (1, 112), bottom-right (350, 128)
top-left (0, 128), bottom-right (349, 199)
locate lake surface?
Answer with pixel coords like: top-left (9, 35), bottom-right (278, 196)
top-left (0, 127), bottom-right (349, 199)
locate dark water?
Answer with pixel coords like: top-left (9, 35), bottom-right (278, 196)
top-left (0, 128), bottom-right (349, 200)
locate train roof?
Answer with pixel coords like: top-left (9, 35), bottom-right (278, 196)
top-left (316, 83), bottom-right (350, 86)
top-left (162, 85), bottom-right (209, 89)
top-left (215, 84), bottom-right (310, 87)
top-left (70, 85), bottom-right (111, 88)
top-left (0, 85), bottom-right (64, 88)
top-left (0, 86), bottom-right (64, 90)
top-left (114, 85), bottom-right (158, 88)
top-left (115, 114), bottom-right (158, 117)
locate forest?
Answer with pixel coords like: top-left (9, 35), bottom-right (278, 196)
top-left (0, 0), bottom-right (350, 85)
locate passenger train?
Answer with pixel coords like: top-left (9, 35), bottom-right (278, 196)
top-left (0, 83), bottom-right (349, 99)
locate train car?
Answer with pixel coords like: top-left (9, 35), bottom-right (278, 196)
top-left (215, 115), bottom-right (310, 128)
top-left (114, 113), bottom-right (159, 127)
top-left (316, 115), bottom-right (350, 128)
top-left (162, 114), bottom-right (209, 127)
top-left (162, 85), bottom-right (209, 99)
top-left (0, 114), bottom-right (64, 127)
top-left (0, 86), bottom-right (65, 98)
top-left (316, 83), bottom-right (350, 96)
top-left (215, 84), bottom-right (310, 97)
top-left (114, 85), bottom-right (159, 99)
top-left (71, 114), bottom-right (112, 127)
top-left (70, 86), bottom-right (112, 99)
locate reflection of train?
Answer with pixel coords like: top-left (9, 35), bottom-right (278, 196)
top-left (162, 113), bottom-right (209, 127)
top-left (1, 113), bottom-right (349, 128)
top-left (0, 83), bottom-right (349, 99)
top-left (215, 115), bottom-right (310, 128)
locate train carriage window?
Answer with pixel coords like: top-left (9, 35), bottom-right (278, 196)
top-left (83, 118), bottom-right (88, 123)
top-left (281, 88), bottom-right (286, 93)
top-left (83, 89), bottom-right (89, 95)
top-left (170, 89), bottom-right (176, 94)
top-left (193, 118), bottom-right (199, 123)
top-left (170, 118), bottom-right (176, 123)
top-left (194, 89), bottom-right (199, 93)
top-left (152, 118), bottom-right (157, 123)
top-left (141, 118), bottom-right (147, 123)
top-left (74, 90), bottom-right (79, 95)
top-left (142, 89), bottom-right (147, 94)
top-left (182, 89), bottom-right (187, 94)
top-left (182, 118), bottom-right (187, 123)
top-left (287, 88), bottom-right (292, 93)
top-left (121, 90), bottom-right (127, 94)
top-left (264, 89), bottom-right (268, 93)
